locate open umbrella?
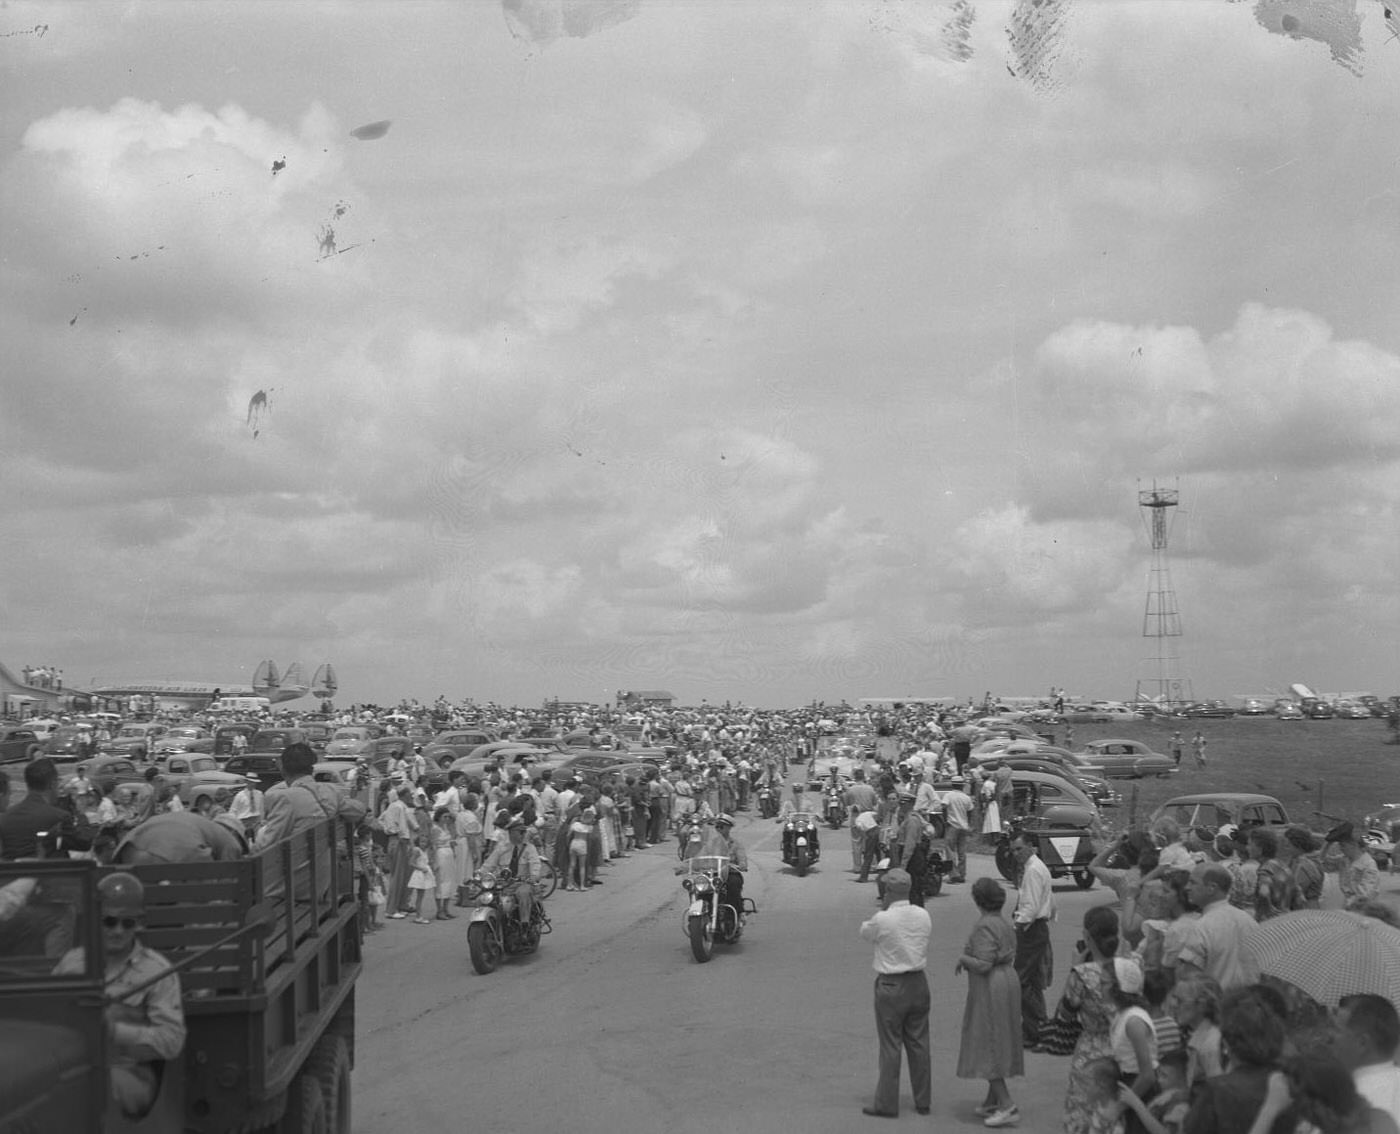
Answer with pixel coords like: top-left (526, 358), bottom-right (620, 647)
top-left (1244, 909), bottom-right (1400, 1007)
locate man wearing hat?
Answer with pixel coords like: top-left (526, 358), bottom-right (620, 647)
top-left (858, 867), bottom-right (932, 1118)
top-left (54, 872), bottom-right (186, 1117)
top-left (482, 816), bottom-right (544, 924)
top-left (887, 792), bottom-right (930, 908)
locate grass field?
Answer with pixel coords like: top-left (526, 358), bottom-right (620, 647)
top-left (1058, 715), bottom-right (1400, 832)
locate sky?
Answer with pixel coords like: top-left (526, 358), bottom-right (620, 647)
top-left (2, 0), bottom-right (1398, 709)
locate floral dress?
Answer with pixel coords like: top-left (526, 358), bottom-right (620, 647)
top-left (1061, 961), bottom-right (1117, 1134)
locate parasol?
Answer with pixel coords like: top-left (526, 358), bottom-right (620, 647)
top-left (1244, 909), bottom-right (1400, 1007)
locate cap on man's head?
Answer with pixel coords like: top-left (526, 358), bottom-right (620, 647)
top-left (1326, 821), bottom-right (1356, 844)
top-left (883, 868), bottom-right (912, 892)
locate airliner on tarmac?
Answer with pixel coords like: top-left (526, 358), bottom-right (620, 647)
top-left (90, 661), bottom-right (337, 710)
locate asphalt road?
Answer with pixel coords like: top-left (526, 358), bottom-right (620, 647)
top-left (352, 807), bottom-right (1121, 1134)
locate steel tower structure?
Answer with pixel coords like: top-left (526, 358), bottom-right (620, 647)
top-left (1135, 482), bottom-right (1192, 708)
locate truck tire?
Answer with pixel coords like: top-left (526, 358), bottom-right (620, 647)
top-left (306, 1034), bottom-right (352, 1134)
top-left (280, 1075), bottom-right (328, 1134)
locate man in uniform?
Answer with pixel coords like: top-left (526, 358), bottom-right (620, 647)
top-left (55, 873), bottom-right (186, 1118)
top-left (481, 817), bottom-right (543, 925)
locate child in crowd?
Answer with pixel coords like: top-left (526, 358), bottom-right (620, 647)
top-left (432, 809), bottom-right (457, 921)
top-left (1083, 1057), bottom-right (1127, 1134)
top-left (1172, 976), bottom-right (1223, 1089)
top-left (1118, 1049), bottom-right (1191, 1134)
top-left (406, 834), bottom-right (435, 925)
top-left (1144, 969), bottom-right (1182, 1057)
top-left (567, 807), bottom-right (594, 891)
top-left (355, 823), bottom-right (385, 933)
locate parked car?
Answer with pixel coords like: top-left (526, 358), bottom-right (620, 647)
top-left (552, 753), bottom-right (652, 789)
top-left (0, 727), bottom-right (44, 764)
top-left (223, 753), bottom-right (284, 792)
top-left (211, 723), bottom-right (261, 758)
top-left (151, 726), bottom-right (215, 756)
top-left (1060, 705), bottom-right (1114, 724)
top-left (246, 727), bottom-right (316, 755)
top-left (42, 725), bottom-right (93, 759)
top-left (1304, 700), bottom-right (1335, 720)
top-left (448, 747), bottom-right (557, 784)
top-left (1238, 699), bottom-right (1268, 716)
top-left (419, 729), bottom-right (499, 765)
top-left (968, 752), bottom-right (1119, 809)
top-left (324, 726), bottom-right (382, 758)
top-left (105, 722), bottom-right (167, 759)
top-left (1076, 739), bottom-right (1176, 779)
top-left (1335, 700), bottom-right (1373, 720)
top-left (70, 755), bottom-right (147, 794)
top-left (1274, 701), bottom-right (1305, 720)
top-left (151, 754), bottom-right (250, 809)
top-left (1185, 700), bottom-right (1236, 719)
top-left (1152, 792), bottom-right (1290, 835)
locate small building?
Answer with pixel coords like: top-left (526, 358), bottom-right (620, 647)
top-left (0, 659), bottom-right (72, 719)
top-left (616, 689), bottom-right (676, 709)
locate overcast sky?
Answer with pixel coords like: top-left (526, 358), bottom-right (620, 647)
top-left (2, 0), bottom-right (1398, 708)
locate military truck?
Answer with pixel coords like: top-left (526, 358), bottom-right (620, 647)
top-left (0, 817), bottom-right (360, 1133)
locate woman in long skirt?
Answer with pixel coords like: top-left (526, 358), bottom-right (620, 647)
top-left (955, 877), bottom-right (1023, 1125)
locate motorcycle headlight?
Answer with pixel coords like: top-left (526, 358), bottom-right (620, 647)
top-left (692, 876), bottom-right (713, 893)
top-left (480, 892), bottom-right (495, 905)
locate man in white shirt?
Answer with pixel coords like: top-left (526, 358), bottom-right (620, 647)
top-left (858, 868), bottom-right (932, 1119)
top-left (1337, 994), bottom-right (1400, 1125)
top-left (227, 780), bottom-right (265, 835)
top-left (941, 782), bottom-right (973, 883)
top-left (1176, 862), bottom-right (1257, 990)
top-left (1010, 830), bottom-right (1055, 1047)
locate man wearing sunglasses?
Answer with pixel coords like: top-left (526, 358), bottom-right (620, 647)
top-left (54, 871), bottom-right (186, 1117)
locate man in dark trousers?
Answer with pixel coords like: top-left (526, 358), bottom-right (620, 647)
top-left (0, 757), bottom-right (87, 859)
top-left (1010, 830), bottom-right (1055, 1047)
top-left (859, 868), bottom-right (932, 1118)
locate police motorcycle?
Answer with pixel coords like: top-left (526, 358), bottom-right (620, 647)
top-left (823, 786), bottom-right (848, 830)
top-left (465, 868), bottom-right (552, 974)
top-left (679, 853), bottom-right (757, 963)
top-left (757, 782), bottom-right (779, 819)
top-left (778, 810), bottom-right (820, 875)
top-left (677, 812), bottom-right (709, 861)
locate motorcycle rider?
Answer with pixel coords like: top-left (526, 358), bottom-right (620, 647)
top-left (688, 814), bottom-right (749, 924)
top-left (481, 817), bottom-right (543, 925)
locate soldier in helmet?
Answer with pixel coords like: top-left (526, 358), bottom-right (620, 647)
top-left (54, 872), bottom-right (186, 1117)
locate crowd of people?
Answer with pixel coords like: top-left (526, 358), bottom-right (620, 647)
top-left (3, 695), bottom-right (1399, 1132)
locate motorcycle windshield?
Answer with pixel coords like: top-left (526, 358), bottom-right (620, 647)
top-left (686, 854), bottom-right (729, 876)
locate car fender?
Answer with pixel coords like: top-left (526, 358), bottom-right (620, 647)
top-left (686, 899), bottom-right (710, 919)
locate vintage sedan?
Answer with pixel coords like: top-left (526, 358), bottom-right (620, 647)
top-left (152, 754), bottom-right (250, 809)
top-left (448, 747), bottom-right (557, 784)
top-left (1076, 739), bottom-right (1176, 779)
top-left (151, 726), bottom-right (215, 756)
top-left (1274, 701), bottom-right (1305, 720)
top-left (0, 727), bottom-right (44, 764)
top-left (70, 755), bottom-right (147, 794)
top-left (1151, 792), bottom-right (1289, 835)
top-left (419, 728), bottom-right (499, 764)
top-left (968, 751), bottom-right (1119, 809)
top-left (223, 753), bottom-right (284, 792)
top-left (1184, 700), bottom-right (1236, 719)
top-left (41, 725), bottom-right (93, 759)
top-left (1060, 705), bottom-right (1114, 724)
top-left (324, 726), bottom-right (382, 758)
top-left (105, 722), bottom-right (167, 758)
